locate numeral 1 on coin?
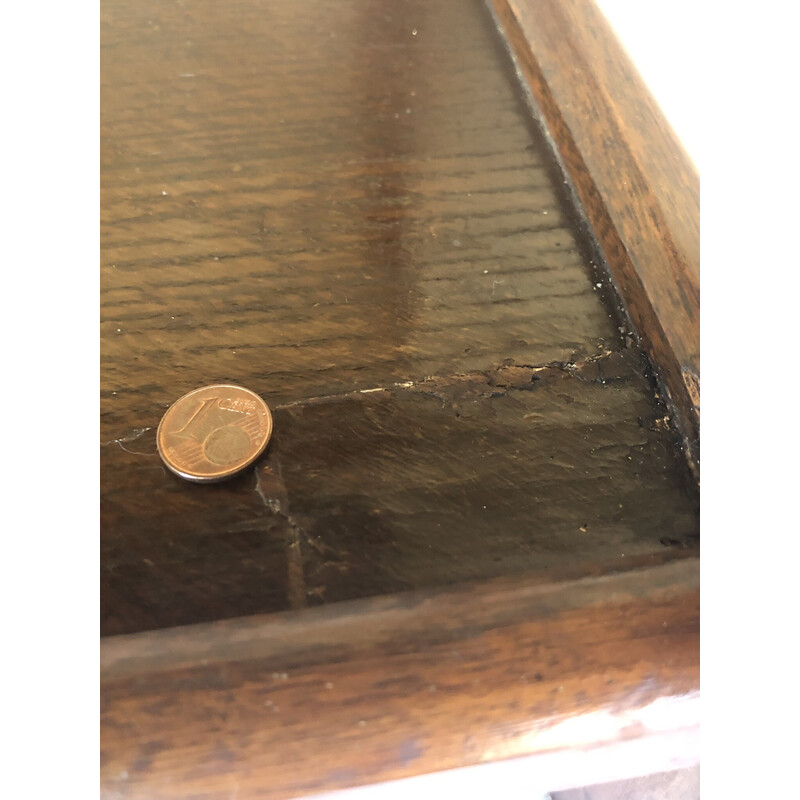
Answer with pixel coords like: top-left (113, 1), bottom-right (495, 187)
top-left (174, 397), bottom-right (219, 439)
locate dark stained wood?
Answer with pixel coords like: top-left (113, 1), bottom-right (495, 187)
top-left (100, 0), bottom-right (701, 795)
top-left (489, 0), bottom-right (700, 467)
top-left (101, 0), bottom-right (697, 635)
top-left (101, 0), bottom-right (626, 443)
top-left (102, 349), bottom-right (698, 635)
top-left (101, 559), bottom-right (699, 799)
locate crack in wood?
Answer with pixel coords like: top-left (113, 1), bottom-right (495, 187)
top-left (99, 349), bottom-right (646, 452)
top-left (100, 426), bottom-right (156, 455)
top-left (254, 460), bottom-right (307, 610)
top-left (273, 348), bottom-right (643, 411)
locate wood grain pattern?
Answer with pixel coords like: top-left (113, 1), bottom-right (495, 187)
top-left (101, 559), bottom-right (699, 799)
top-left (102, 349), bottom-right (698, 636)
top-left (101, 0), bottom-right (697, 635)
top-left (490, 0), bottom-right (700, 466)
top-left (100, 0), bottom-right (700, 794)
top-left (101, 0), bottom-right (625, 443)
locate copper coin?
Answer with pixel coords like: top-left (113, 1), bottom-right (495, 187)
top-left (157, 385), bottom-right (273, 482)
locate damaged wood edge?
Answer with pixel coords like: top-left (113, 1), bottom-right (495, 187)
top-left (101, 559), bottom-right (699, 799)
top-left (273, 348), bottom-right (644, 410)
top-left (100, 331), bottom-right (654, 453)
top-left (487, 0), bottom-right (699, 476)
top-left (98, 348), bottom-right (649, 445)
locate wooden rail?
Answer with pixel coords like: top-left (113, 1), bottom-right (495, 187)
top-left (102, 559), bottom-right (700, 799)
top-left (491, 0), bottom-right (700, 468)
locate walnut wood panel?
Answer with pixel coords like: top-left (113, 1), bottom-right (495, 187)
top-left (490, 0), bottom-right (700, 466)
top-left (101, 559), bottom-right (700, 799)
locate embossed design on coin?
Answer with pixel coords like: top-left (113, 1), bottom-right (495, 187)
top-left (157, 384), bottom-right (273, 482)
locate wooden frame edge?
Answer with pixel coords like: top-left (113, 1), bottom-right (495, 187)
top-left (101, 559), bottom-right (699, 798)
top-left (488, 0), bottom-right (700, 472)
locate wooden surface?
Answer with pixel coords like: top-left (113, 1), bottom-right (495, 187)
top-left (102, 349), bottom-right (698, 635)
top-left (101, 0), bottom-right (698, 635)
top-left (100, 0), bottom-right (700, 795)
top-left (490, 0), bottom-right (700, 467)
top-left (101, 0), bottom-right (623, 427)
top-left (101, 559), bottom-right (700, 800)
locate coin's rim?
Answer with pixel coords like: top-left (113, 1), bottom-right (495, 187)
top-left (156, 384), bottom-right (273, 483)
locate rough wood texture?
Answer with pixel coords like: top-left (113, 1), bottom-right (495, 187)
top-left (101, 0), bottom-right (697, 635)
top-left (490, 0), bottom-right (700, 466)
top-left (101, 559), bottom-right (700, 799)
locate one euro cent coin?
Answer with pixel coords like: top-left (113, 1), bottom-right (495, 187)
top-left (157, 384), bottom-right (273, 482)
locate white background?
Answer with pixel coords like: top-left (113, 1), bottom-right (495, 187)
top-left (595, 0), bottom-right (702, 170)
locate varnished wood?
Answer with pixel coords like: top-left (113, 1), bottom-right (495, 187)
top-left (100, 0), bottom-right (700, 794)
top-left (101, 0), bottom-right (624, 439)
top-left (101, 559), bottom-right (699, 799)
top-left (101, 0), bottom-right (697, 635)
top-left (490, 0), bottom-right (700, 466)
top-left (102, 350), bottom-right (698, 636)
